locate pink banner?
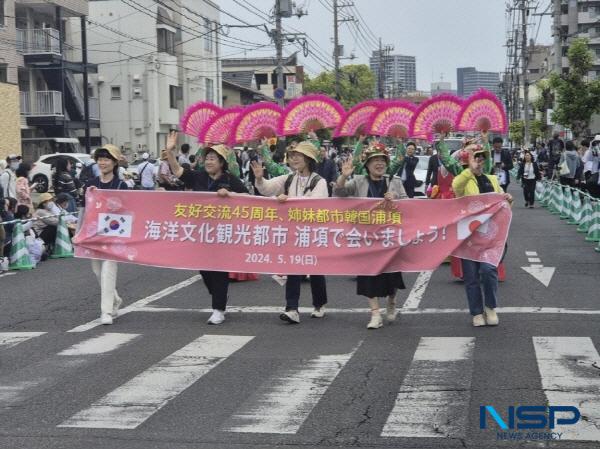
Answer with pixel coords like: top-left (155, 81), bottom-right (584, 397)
top-left (73, 190), bottom-right (512, 275)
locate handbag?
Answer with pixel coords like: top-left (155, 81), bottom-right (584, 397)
top-left (559, 160), bottom-right (570, 176)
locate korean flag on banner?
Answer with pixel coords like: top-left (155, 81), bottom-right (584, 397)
top-left (97, 213), bottom-right (133, 238)
top-left (457, 214), bottom-right (492, 240)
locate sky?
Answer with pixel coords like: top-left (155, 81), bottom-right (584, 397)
top-left (217, 0), bottom-right (553, 91)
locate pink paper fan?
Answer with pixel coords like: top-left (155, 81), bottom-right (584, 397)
top-left (279, 94), bottom-right (345, 136)
top-left (409, 95), bottom-right (464, 141)
top-left (229, 102), bottom-right (284, 145)
top-left (198, 107), bottom-right (243, 144)
top-left (366, 100), bottom-right (417, 138)
top-left (180, 102), bottom-right (222, 138)
top-left (457, 89), bottom-right (508, 133)
top-left (333, 101), bottom-right (380, 137)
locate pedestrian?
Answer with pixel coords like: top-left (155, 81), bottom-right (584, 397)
top-left (164, 131), bottom-right (248, 325)
top-left (32, 192), bottom-right (59, 252)
top-left (558, 140), bottom-right (582, 187)
top-left (251, 141), bottom-right (329, 324)
top-left (452, 146), bottom-right (513, 327)
top-left (547, 132), bottom-right (564, 179)
top-left (84, 145), bottom-right (129, 325)
top-left (53, 158), bottom-right (78, 212)
top-left (0, 154), bottom-right (20, 199)
top-left (15, 162), bottom-right (35, 211)
top-left (395, 141), bottom-right (419, 198)
top-left (158, 151), bottom-right (182, 190)
top-left (583, 135), bottom-right (600, 198)
top-left (516, 150), bottom-right (541, 208)
top-left (136, 152), bottom-right (156, 190)
top-left (317, 145), bottom-right (338, 196)
top-left (178, 143), bottom-right (191, 165)
top-left (491, 137), bottom-right (513, 192)
top-left (334, 143), bottom-right (408, 329)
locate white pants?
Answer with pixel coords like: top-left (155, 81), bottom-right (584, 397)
top-left (91, 259), bottom-right (120, 315)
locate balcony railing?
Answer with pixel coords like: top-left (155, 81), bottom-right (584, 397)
top-left (20, 91), bottom-right (63, 116)
top-left (16, 28), bottom-right (61, 55)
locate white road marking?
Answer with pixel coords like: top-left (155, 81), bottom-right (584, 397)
top-left (67, 274), bottom-right (202, 333)
top-left (525, 251), bottom-right (538, 256)
top-left (133, 305), bottom-right (600, 315)
top-left (527, 258), bottom-right (541, 263)
top-left (59, 334), bottom-right (254, 429)
top-left (533, 337), bottom-right (600, 441)
top-left (521, 266), bottom-right (556, 287)
top-left (401, 271), bottom-right (433, 309)
top-left (58, 333), bottom-right (140, 356)
top-left (0, 272), bottom-right (16, 279)
top-left (381, 337), bottom-right (475, 438)
top-left (225, 343), bottom-right (360, 434)
top-left (0, 332), bottom-right (45, 350)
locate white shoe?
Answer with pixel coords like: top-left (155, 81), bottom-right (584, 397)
top-left (100, 313), bottom-right (113, 325)
top-left (311, 306), bottom-right (325, 318)
top-left (484, 307), bottom-right (499, 326)
top-left (472, 314), bottom-right (486, 327)
top-left (112, 294), bottom-right (123, 318)
top-left (367, 313), bottom-right (383, 329)
top-left (207, 309), bottom-right (225, 325)
top-left (280, 310), bottom-right (300, 324)
top-left (386, 300), bottom-right (396, 322)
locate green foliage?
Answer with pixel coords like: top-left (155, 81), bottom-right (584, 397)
top-left (529, 119), bottom-right (544, 140)
top-left (548, 38), bottom-right (600, 138)
top-left (509, 120), bottom-right (524, 146)
top-left (304, 64), bottom-right (376, 109)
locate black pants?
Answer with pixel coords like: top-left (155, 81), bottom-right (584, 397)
top-left (285, 275), bottom-right (327, 311)
top-left (200, 270), bottom-right (229, 311)
top-left (403, 181), bottom-right (415, 198)
top-left (560, 176), bottom-right (575, 187)
top-left (39, 225), bottom-right (57, 248)
top-left (522, 179), bottom-right (536, 205)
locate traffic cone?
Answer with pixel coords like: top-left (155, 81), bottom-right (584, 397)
top-left (50, 214), bottom-right (74, 259)
top-left (560, 187), bottom-right (572, 220)
top-left (548, 185), bottom-right (560, 214)
top-left (540, 182), bottom-right (551, 207)
top-left (577, 196), bottom-right (594, 233)
top-left (8, 222), bottom-right (35, 270)
top-left (535, 183), bottom-right (543, 204)
top-left (585, 202), bottom-right (600, 242)
top-left (595, 239), bottom-right (600, 253)
top-left (568, 188), bottom-right (582, 225)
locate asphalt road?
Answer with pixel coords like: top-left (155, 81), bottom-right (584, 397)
top-left (1, 185), bottom-right (600, 449)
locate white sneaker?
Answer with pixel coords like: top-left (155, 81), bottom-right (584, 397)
top-left (472, 314), bottom-right (486, 327)
top-left (386, 300), bottom-right (397, 322)
top-left (367, 313), bottom-right (383, 329)
top-left (112, 294), bottom-right (123, 318)
top-left (311, 306), bottom-right (325, 318)
top-left (280, 310), bottom-right (300, 324)
top-left (207, 309), bottom-right (225, 325)
top-left (100, 313), bottom-right (113, 325)
top-left (484, 307), bottom-right (499, 326)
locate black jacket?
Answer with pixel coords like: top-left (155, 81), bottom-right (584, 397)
top-left (426, 154), bottom-right (441, 186)
top-left (396, 155), bottom-right (419, 186)
top-left (517, 161), bottom-right (541, 181)
top-left (492, 149), bottom-right (514, 171)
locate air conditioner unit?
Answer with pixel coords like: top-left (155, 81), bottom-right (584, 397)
top-left (133, 74), bottom-right (141, 82)
top-left (134, 128), bottom-right (143, 136)
top-left (133, 87), bottom-right (142, 97)
top-left (97, 75), bottom-right (105, 84)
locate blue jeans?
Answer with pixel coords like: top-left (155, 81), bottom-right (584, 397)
top-left (285, 275), bottom-right (327, 311)
top-left (461, 259), bottom-right (498, 316)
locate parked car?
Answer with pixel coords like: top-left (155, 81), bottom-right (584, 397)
top-left (29, 153), bottom-right (93, 193)
top-left (413, 155), bottom-right (430, 197)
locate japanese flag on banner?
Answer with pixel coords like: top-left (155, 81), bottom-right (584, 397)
top-left (457, 214), bottom-right (492, 240)
top-left (97, 213), bottom-right (133, 238)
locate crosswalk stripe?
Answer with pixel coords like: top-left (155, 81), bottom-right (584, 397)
top-left (58, 333), bottom-right (140, 356)
top-left (225, 343), bottom-right (360, 434)
top-left (59, 334), bottom-right (254, 430)
top-left (381, 337), bottom-right (475, 438)
top-left (533, 337), bottom-right (600, 441)
top-left (401, 271), bottom-right (433, 309)
top-left (0, 332), bottom-right (45, 350)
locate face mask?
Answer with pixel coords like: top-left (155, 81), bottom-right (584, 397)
top-left (10, 162), bottom-right (19, 171)
top-left (45, 202), bottom-right (54, 211)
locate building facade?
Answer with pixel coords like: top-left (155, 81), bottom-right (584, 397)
top-left (430, 81), bottom-right (457, 96)
top-left (0, 0), bottom-right (99, 161)
top-left (88, 0), bottom-right (221, 158)
top-left (456, 67), bottom-right (501, 97)
top-left (370, 51), bottom-right (416, 97)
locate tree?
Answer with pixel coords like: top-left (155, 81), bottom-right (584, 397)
top-left (509, 120), bottom-right (524, 146)
top-left (548, 38), bottom-right (600, 139)
top-left (529, 119), bottom-right (544, 141)
top-left (532, 79), bottom-right (553, 140)
top-left (304, 64), bottom-right (376, 109)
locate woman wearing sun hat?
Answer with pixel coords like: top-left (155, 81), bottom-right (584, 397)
top-left (164, 132), bottom-right (249, 326)
top-left (251, 140), bottom-right (329, 324)
top-left (84, 144), bottom-right (129, 325)
top-left (334, 143), bottom-right (408, 329)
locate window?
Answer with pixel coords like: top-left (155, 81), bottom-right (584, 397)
top-left (255, 73), bottom-right (268, 88)
top-left (87, 86), bottom-right (94, 98)
top-left (205, 78), bottom-right (214, 103)
top-left (169, 85), bottom-right (181, 109)
top-left (596, 48), bottom-right (600, 57)
top-left (204, 18), bottom-right (213, 52)
top-left (111, 86), bottom-right (121, 99)
top-left (0, 64), bottom-right (7, 83)
top-left (157, 28), bottom-right (175, 55)
top-left (0, 0), bottom-right (5, 27)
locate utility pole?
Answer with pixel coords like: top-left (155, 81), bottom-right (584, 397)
top-left (275, 0), bottom-right (284, 107)
top-left (521, 0), bottom-right (530, 146)
top-left (332, 0), bottom-right (354, 100)
top-left (553, 0), bottom-right (562, 73)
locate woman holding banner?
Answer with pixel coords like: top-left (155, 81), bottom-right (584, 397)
top-left (334, 143), bottom-right (408, 329)
top-left (165, 131), bottom-right (249, 325)
top-left (251, 141), bottom-right (329, 324)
